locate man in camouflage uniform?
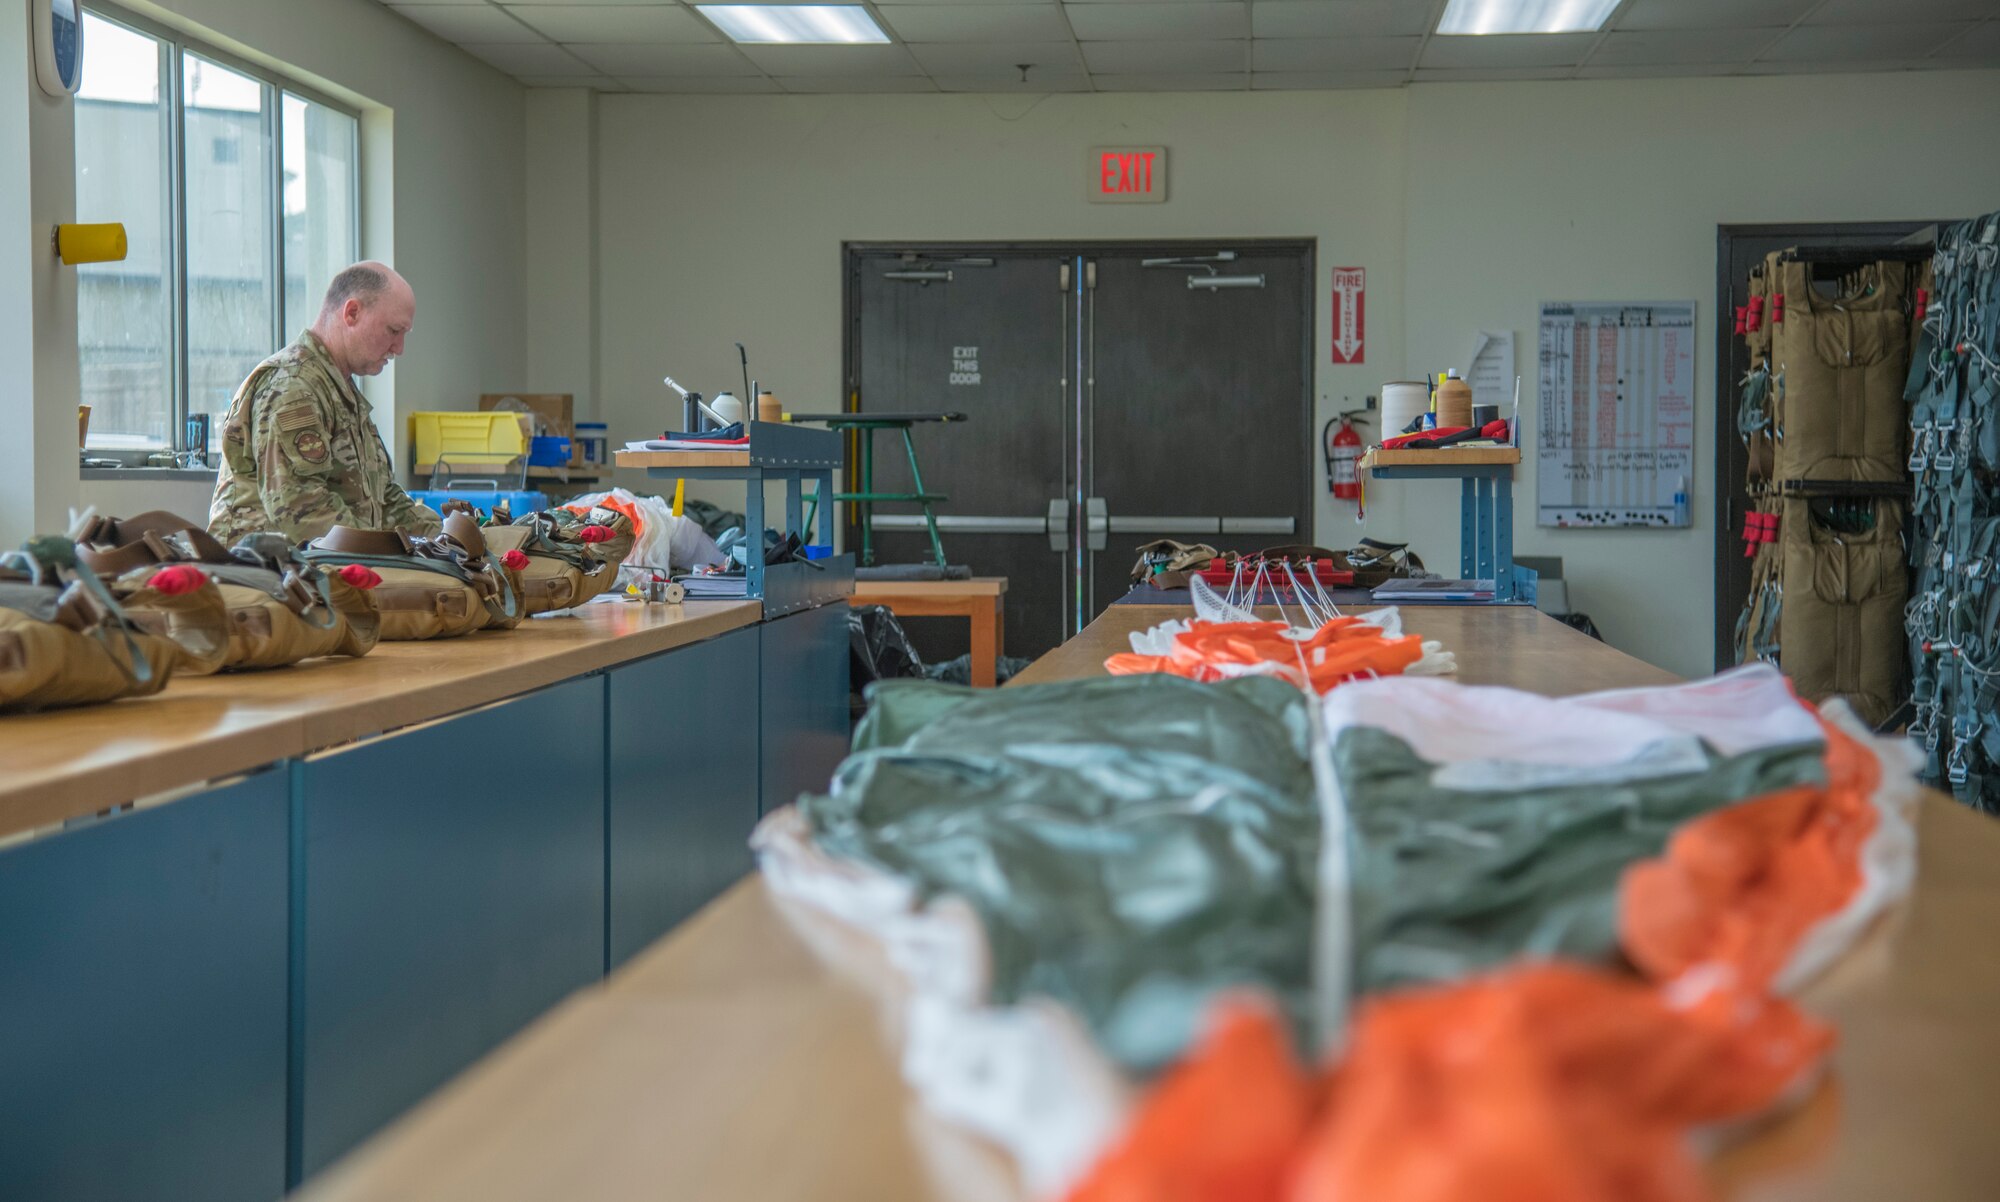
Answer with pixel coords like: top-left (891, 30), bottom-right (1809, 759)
top-left (208, 262), bottom-right (442, 545)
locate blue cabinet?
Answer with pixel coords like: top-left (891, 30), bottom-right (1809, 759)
top-left (759, 601), bottom-right (852, 814)
top-left (606, 626), bottom-right (760, 968)
top-left (0, 770), bottom-right (290, 1202)
top-left (295, 676), bottom-right (606, 1179)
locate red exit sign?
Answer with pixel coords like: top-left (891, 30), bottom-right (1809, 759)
top-left (1089, 146), bottom-right (1166, 204)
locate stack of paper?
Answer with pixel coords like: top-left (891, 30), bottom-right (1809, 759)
top-left (676, 574), bottom-right (749, 598)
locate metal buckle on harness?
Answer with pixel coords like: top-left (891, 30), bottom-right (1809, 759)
top-left (1935, 420), bottom-right (1958, 472)
top-left (1948, 743), bottom-right (1969, 786)
top-left (1907, 702), bottom-right (1933, 743)
top-left (1909, 422), bottom-right (1931, 472)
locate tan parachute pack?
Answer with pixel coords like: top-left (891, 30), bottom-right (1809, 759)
top-left (302, 512), bottom-right (523, 640)
top-left (1766, 252), bottom-right (1914, 484)
top-left (476, 506), bottom-right (636, 616)
top-left (1774, 495), bottom-right (1907, 728)
top-left (0, 537), bottom-right (211, 711)
top-left (75, 511), bottom-right (381, 673)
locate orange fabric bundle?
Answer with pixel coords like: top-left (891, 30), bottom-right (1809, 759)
top-left (1620, 715), bottom-right (1879, 993)
top-left (1289, 965), bottom-right (1830, 1202)
top-left (1105, 618), bottom-right (1424, 694)
top-left (1066, 968), bottom-right (1830, 1202)
top-left (1065, 1001), bottom-right (1317, 1202)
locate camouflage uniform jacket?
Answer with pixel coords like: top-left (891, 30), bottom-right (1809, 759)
top-left (208, 330), bottom-right (442, 546)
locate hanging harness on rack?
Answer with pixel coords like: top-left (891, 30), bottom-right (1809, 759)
top-left (1905, 210), bottom-right (2000, 809)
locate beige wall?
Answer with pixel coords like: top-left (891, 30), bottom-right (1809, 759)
top-left (0, 0), bottom-right (529, 542)
top-left (568, 70), bottom-right (2000, 677)
top-left (1399, 71), bottom-right (2000, 676)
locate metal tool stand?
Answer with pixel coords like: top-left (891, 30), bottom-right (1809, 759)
top-left (618, 423), bottom-right (854, 617)
top-left (1365, 454), bottom-right (1538, 605)
top-left (792, 413), bottom-right (964, 568)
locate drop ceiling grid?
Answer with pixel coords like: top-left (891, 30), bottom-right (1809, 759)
top-left (382, 0), bottom-right (2000, 92)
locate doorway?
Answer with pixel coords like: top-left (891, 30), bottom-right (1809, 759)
top-left (1711, 221), bottom-right (1936, 672)
top-left (845, 240), bottom-right (1315, 661)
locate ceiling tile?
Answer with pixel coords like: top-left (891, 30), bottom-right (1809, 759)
top-left (505, 6), bottom-right (719, 42)
top-left (516, 75), bottom-right (616, 88)
top-left (1091, 71), bottom-right (1245, 89)
top-left (568, 42), bottom-right (761, 73)
top-left (1411, 65), bottom-right (1582, 80)
top-left (738, 44), bottom-right (928, 75)
top-left (1587, 30), bottom-right (1761, 65)
top-left (1575, 62), bottom-right (1742, 79)
top-left (460, 42), bottom-right (593, 72)
top-left (1420, 32), bottom-right (1598, 68)
top-left (1931, 20), bottom-right (2000, 58)
top-left (1614, 0), bottom-right (1817, 31)
top-left (876, 5), bottom-right (1073, 41)
top-left (615, 75), bottom-right (785, 91)
top-left (1810, 0), bottom-right (1999, 23)
top-left (778, 75), bottom-right (943, 91)
top-left (1736, 58), bottom-right (1930, 73)
top-left (1252, 68), bottom-right (1408, 88)
top-left (1251, 1), bottom-right (1435, 38)
top-left (495, 0), bottom-right (671, 6)
top-left (389, 5), bottom-right (543, 43)
top-left (1080, 38), bottom-right (1247, 71)
top-left (1759, 21), bottom-right (1974, 60)
top-left (930, 73), bottom-right (1093, 89)
top-left (1252, 36), bottom-right (1418, 71)
top-left (907, 40), bottom-right (1088, 72)
top-left (1065, 4), bottom-right (1247, 40)
top-left (386, 0), bottom-right (489, 5)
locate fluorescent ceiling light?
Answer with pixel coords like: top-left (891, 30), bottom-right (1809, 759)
top-left (697, 5), bottom-right (889, 44)
top-left (1436, 0), bottom-right (1620, 35)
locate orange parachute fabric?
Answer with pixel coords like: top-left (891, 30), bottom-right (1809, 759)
top-left (1288, 965), bottom-right (1830, 1202)
top-left (1064, 1001), bottom-right (1318, 1202)
top-left (1619, 714), bottom-right (1879, 994)
top-left (1105, 618), bottom-right (1424, 694)
top-left (1064, 968), bottom-right (1830, 1202)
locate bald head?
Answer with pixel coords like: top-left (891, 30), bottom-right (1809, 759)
top-left (312, 261), bottom-right (415, 378)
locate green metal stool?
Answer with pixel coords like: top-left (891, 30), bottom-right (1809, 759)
top-left (794, 412), bottom-right (966, 567)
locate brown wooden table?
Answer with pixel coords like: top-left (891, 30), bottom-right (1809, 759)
top-left (854, 577), bottom-right (1008, 687)
top-left (0, 599), bottom-right (763, 841)
top-left (298, 605), bottom-right (2000, 1202)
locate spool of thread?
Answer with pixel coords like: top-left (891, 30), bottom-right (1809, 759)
top-left (1381, 381), bottom-right (1430, 437)
top-left (757, 391), bottom-right (782, 424)
top-left (56, 222), bottom-right (128, 265)
top-left (1471, 403), bottom-right (1499, 429)
top-left (1436, 377), bottom-right (1473, 429)
top-left (711, 392), bottom-right (746, 427)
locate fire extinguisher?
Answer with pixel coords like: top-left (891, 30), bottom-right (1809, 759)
top-left (1325, 410), bottom-right (1367, 500)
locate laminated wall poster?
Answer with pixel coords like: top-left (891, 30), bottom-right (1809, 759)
top-left (1536, 301), bottom-right (1696, 528)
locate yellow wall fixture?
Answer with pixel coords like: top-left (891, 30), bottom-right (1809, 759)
top-left (54, 223), bottom-right (127, 265)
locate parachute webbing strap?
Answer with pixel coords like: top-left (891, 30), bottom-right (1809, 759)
top-left (1908, 209), bottom-right (2000, 810)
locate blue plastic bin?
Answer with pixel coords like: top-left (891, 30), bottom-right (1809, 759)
top-left (528, 436), bottom-right (572, 467)
top-left (409, 488), bottom-right (549, 517)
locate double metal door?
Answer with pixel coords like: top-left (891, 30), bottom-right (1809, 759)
top-left (848, 242), bottom-right (1312, 660)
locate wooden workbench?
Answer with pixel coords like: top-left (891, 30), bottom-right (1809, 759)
top-left (854, 577), bottom-right (1008, 687)
top-left (298, 602), bottom-right (2000, 1202)
top-left (0, 600), bottom-right (763, 842)
top-left (0, 597), bottom-right (860, 1202)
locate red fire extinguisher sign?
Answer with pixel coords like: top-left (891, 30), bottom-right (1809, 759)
top-left (1331, 268), bottom-right (1365, 363)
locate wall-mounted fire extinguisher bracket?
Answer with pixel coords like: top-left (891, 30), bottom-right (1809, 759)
top-left (1325, 409), bottom-right (1369, 501)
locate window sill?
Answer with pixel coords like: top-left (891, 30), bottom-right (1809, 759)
top-left (80, 466), bottom-right (219, 483)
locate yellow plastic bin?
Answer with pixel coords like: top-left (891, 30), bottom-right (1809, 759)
top-left (410, 411), bottom-right (527, 469)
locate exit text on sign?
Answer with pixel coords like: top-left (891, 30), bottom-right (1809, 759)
top-left (1089, 146), bottom-right (1166, 204)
